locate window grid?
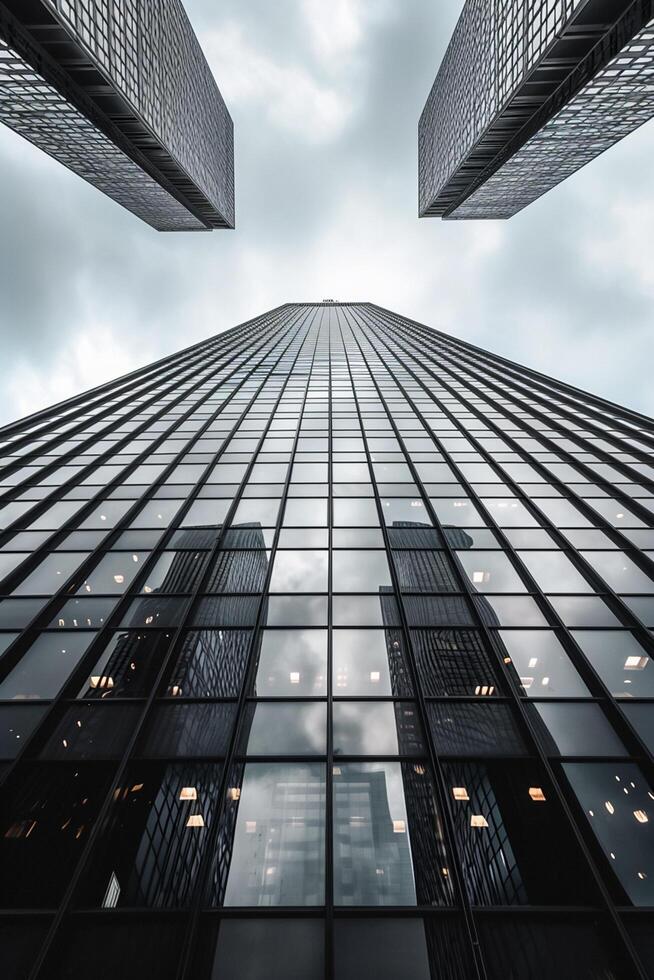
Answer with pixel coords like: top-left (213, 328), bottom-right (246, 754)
top-left (0, 303), bottom-right (652, 979)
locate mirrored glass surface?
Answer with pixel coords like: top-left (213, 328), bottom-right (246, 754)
top-left (269, 551), bottom-right (328, 593)
top-left (220, 762), bottom-right (326, 907)
top-left (332, 551), bottom-right (392, 592)
top-left (333, 702), bottom-right (424, 756)
top-left (241, 702), bottom-right (326, 755)
top-left (457, 551), bottom-right (527, 593)
top-left (333, 762), bottom-right (452, 906)
top-left (497, 630), bottom-right (590, 698)
top-left (254, 630), bottom-right (327, 696)
top-left (0, 632), bottom-right (94, 701)
top-left (332, 628), bottom-right (412, 697)
top-left (563, 762), bottom-right (654, 905)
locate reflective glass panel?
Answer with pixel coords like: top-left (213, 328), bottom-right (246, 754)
top-left (220, 762), bottom-right (326, 907)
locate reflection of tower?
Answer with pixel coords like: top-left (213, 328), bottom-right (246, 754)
top-left (444, 761), bottom-right (525, 905)
top-left (82, 526), bottom-right (267, 710)
top-left (93, 763), bottom-right (222, 909)
top-left (334, 766), bottom-right (416, 906)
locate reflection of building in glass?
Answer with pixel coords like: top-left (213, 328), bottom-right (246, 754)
top-left (419, 0), bottom-right (654, 219)
top-left (2, 302), bottom-right (654, 975)
top-left (83, 763), bottom-right (222, 909)
top-left (0, 0), bottom-right (234, 230)
top-left (333, 765), bottom-right (416, 906)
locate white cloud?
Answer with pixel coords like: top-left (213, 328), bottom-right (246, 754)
top-left (4, 327), bottom-right (149, 421)
top-left (203, 22), bottom-right (353, 143)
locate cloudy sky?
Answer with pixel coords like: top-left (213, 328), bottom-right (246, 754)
top-left (1, 0), bottom-right (653, 427)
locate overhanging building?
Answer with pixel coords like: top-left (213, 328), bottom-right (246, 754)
top-left (0, 0), bottom-right (234, 231)
top-left (0, 302), bottom-right (654, 978)
top-left (419, 0), bottom-right (654, 220)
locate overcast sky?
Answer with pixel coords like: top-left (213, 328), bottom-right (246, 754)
top-left (1, 0), bottom-right (653, 428)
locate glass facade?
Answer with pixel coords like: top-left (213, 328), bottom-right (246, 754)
top-left (419, 0), bottom-right (654, 220)
top-left (0, 300), bottom-right (653, 978)
top-left (0, 0), bottom-right (234, 231)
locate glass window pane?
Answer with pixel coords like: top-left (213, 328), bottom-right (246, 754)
top-left (0, 632), bottom-right (94, 700)
top-left (253, 630), bottom-right (327, 696)
top-left (76, 552), bottom-right (147, 595)
top-left (0, 763), bottom-right (113, 907)
top-left (208, 919), bottom-right (324, 980)
top-left (283, 498), bottom-right (327, 527)
top-left (140, 704), bottom-right (237, 758)
top-left (563, 762), bottom-right (654, 905)
top-left (0, 704), bottom-right (48, 758)
top-left (412, 629), bottom-right (503, 697)
top-left (480, 498), bottom-right (538, 527)
top-left (334, 919), bottom-right (435, 980)
top-left (428, 703), bottom-right (527, 757)
top-left (478, 914), bottom-right (626, 980)
top-left (429, 497), bottom-right (486, 528)
top-left (332, 551), bottom-right (391, 592)
top-left (518, 552), bottom-right (592, 594)
top-left (220, 762), bottom-right (326, 907)
top-left (12, 554), bottom-right (89, 596)
top-left (333, 594), bottom-right (400, 627)
top-left (39, 704), bottom-right (140, 760)
top-left (332, 628), bottom-right (412, 697)
top-left (580, 551), bottom-right (654, 594)
top-left (549, 596), bottom-right (621, 627)
top-left (77, 630), bottom-right (174, 699)
top-left (572, 631), bottom-right (654, 698)
top-left (381, 498), bottom-right (432, 527)
top-left (241, 702), bottom-right (326, 755)
top-left (457, 552), bottom-right (527, 593)
top-left (393, 551), bottom-right (459, 593)
top-left (269, 551), bottom-right (328, 593)
top-left (333, 498), bottom-right (379, 527)
top-left (165, 630), bottom-right (251, 698)
top-left (444, 760), bottom-right (597, 906)
top-left (496, 630), bottom-right (590, 698)
top-left (530, 703), bottom-right (626, 757)
top-left (264, 596), bottom-right (328, 627)
top-left (140, 551), bottom-right (208, 594)
top-left (333, 702), bottom-right (424, 756)
top-left (333, 762), bottom-right (451, 907)
top-left (475, 595), bottom-right (548, 627)
top-left (232, 499), bottom-right (280, 527)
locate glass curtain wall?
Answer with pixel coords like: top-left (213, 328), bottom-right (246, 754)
top-left (0, 302), bottom-right (653, 979)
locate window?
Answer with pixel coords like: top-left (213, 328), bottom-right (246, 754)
top-left (572, 631), bottom-right (654, 698)
top-left (269, 551), bottom-right (328, 593)
top-left (218, 763), bottom-right (326, 907)
top-left (497, 630), bottom-right (590, 697)
top-left (0, 632), bottom-right (94, 700)
top-left (240, 702), bottom-right (327, 755)
top-left (563, 762), bottom-right (654, 905)
top-left (254, 629), bottom-right (327, 696)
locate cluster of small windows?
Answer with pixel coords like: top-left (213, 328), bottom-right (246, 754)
top-left (419, 1), bottom-right (654, 219)
top-left (0, 302), bottom-right (653, 978)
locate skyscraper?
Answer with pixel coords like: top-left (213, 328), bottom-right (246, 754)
top-left (0, 0), bottom-right (234, 231)
top-left (1, 301), bottom-right (654, 979)
top-left (419, 0), bottom-right (654, 220)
